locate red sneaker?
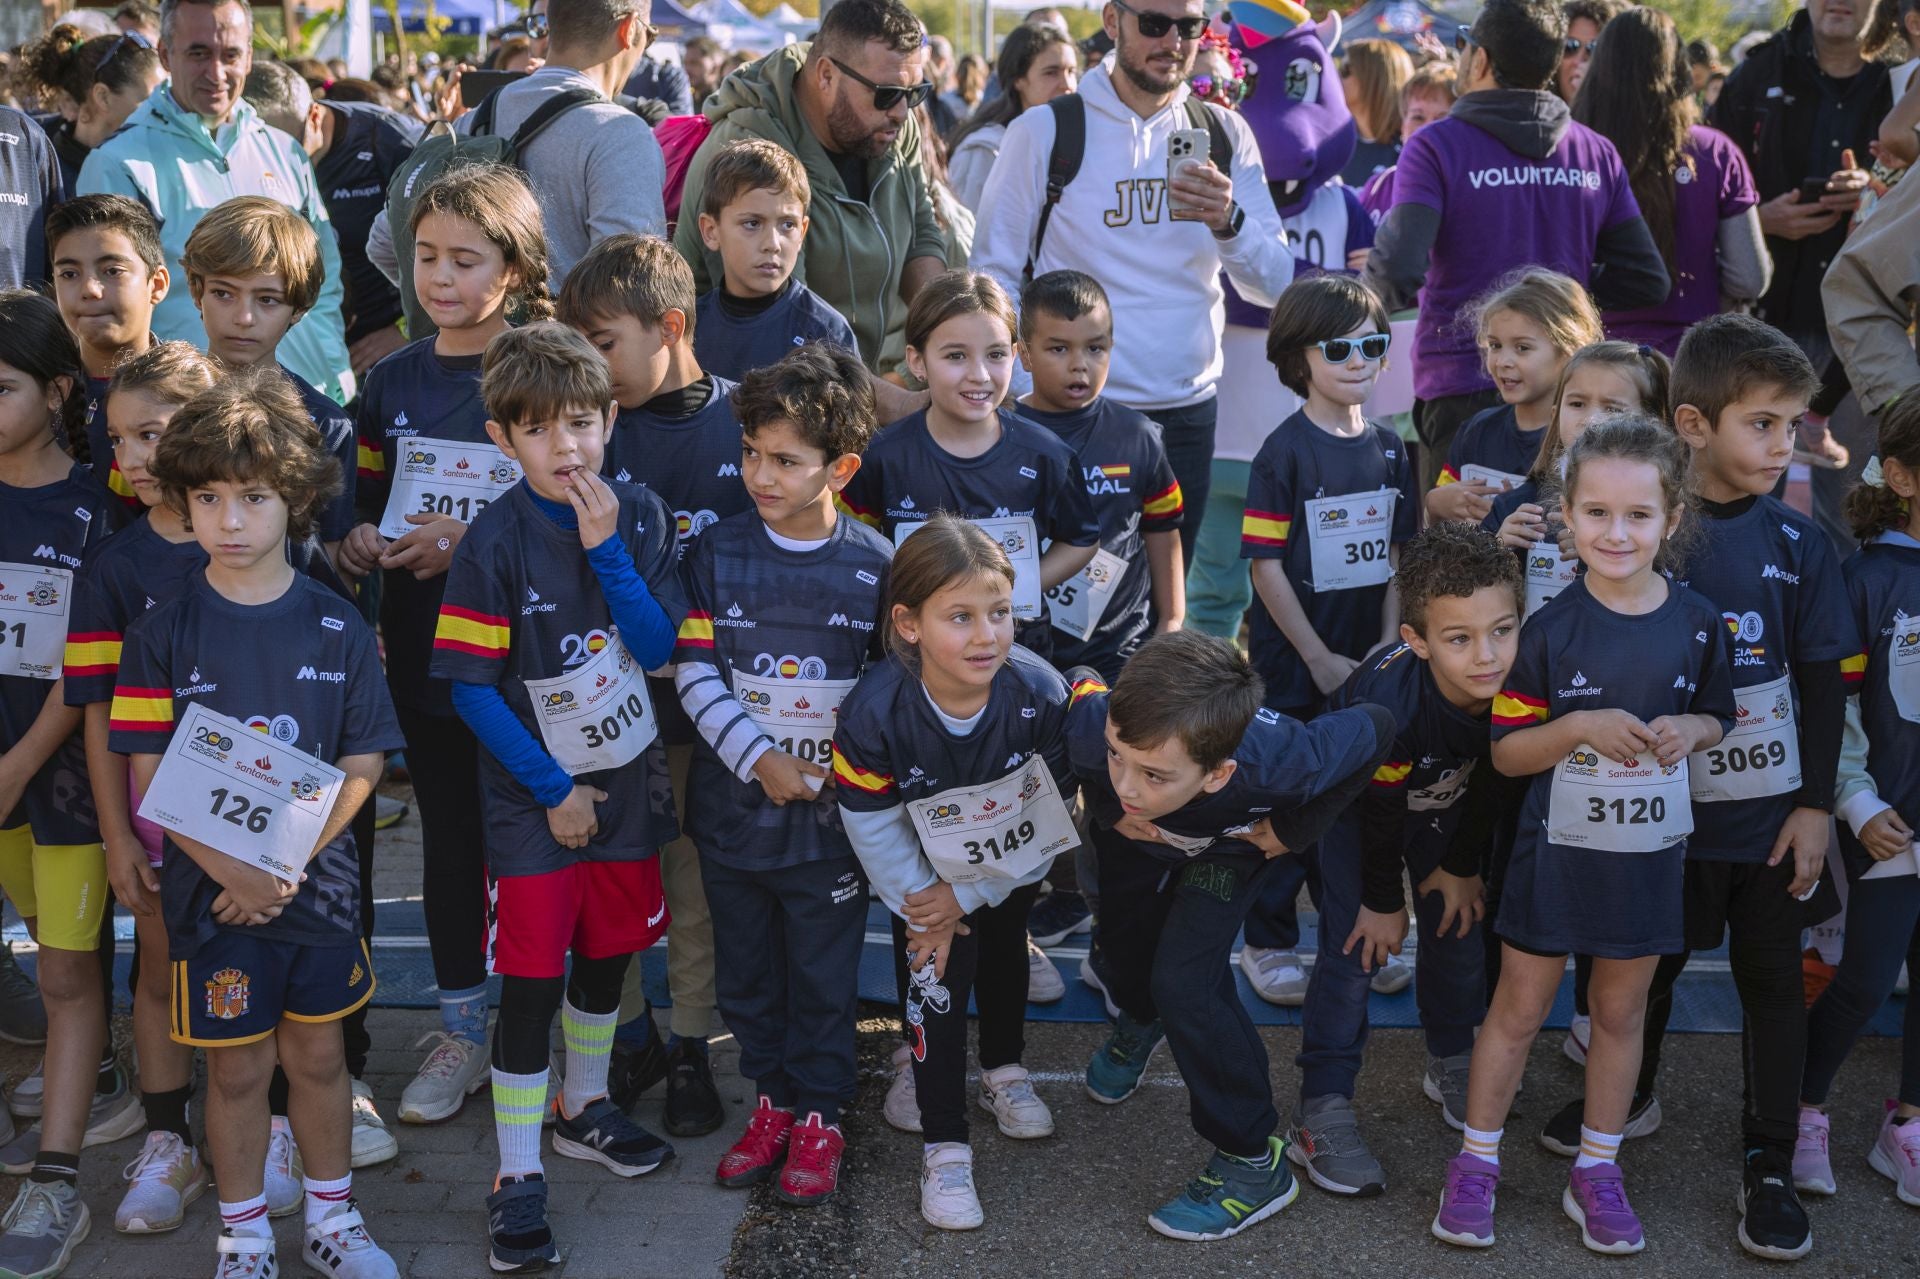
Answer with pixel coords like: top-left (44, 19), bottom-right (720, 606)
top-left (715, 1097), bottom-right (793, 1187)
top-left (776, 1112), bottom-right (845, 1206)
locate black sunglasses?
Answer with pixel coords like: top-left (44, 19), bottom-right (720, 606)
top-left (1112, 0), bottom-right (1209, 42)
top-left (1315, 333), bottom-right (1392, 363)
top-left (524, 11), bottom-right (548, 38)
top-left (96, 30), bottom-right (152, 81)
top-left (1564, 37), bottom-right (1598, 55)
top-left (829, 57), bottom-right (933, 111)
top-left (1454, 29), bottom-right (1475, 54)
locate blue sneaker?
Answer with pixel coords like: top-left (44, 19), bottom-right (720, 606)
top-left (1085, 1014), bottom-right (1164, 1105)
top-left (486, 1175), bottom-right (559, 1272)
top-left (1148, 1137), bottom-right (1299, 1241)
top-left (1028, 891), bottom-right (1093, 947)
top-left (551, 1098), bottom-right (674, 1177)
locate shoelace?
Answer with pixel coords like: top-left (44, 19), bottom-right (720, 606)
top-left (1308, 1113), bottom-right (1368, 1159)
top-left (787, 1125), bottom-right (838, 1173)
top-left (492, 1184), bottom-right (550, 1238)
top-left (930, 1160), bottom-right (974, 1195)
top-left (1449, 1168), bottom-right (1495, 1208)
top-left (4, 1183), bottom-right (72, 1238)
top-left (411, 1032), bottom-right (474, 1081)
top-left (1797, 1119), bottom-right (1829, 1153)
top-left (1106, 1023), bottom-right (1147, 1063)
top-left (123, 1132), bottom-right (187, 1185)
top-left (992, 1076), bottom-right (1042, 1110)
top-left (1183, 1169), bottom-right (1226, 1203)
top-left (1581, 1171), bottom-right (1629, 1212)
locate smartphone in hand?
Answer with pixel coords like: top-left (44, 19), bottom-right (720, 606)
top-left (1167, 128), bottom-right (1211, 221)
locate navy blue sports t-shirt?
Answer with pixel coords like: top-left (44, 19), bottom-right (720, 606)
top-left (81, 374), bottom-right (138, 507)
top-left (65, 515), bottom-right (344, 709)
top-left (353, 336), bottom-right (488, 716)
top-left (672, 512), bottom-right (892, 870)
top-left (1021, 398), bottom-right (1184, 682)
top-left (1673, 495), bottom-right (1856, 862)
top-left (430, 481), bottom-right (688, 875)
top-left (314, 101), bottom-right (419, 344)
top-left (1442, 404), bottom-right (1544, 488)
top-left (281, 364), bottom-right (357, 544)
top-left (1, 464), bottom-right (126, 843)
top-left (691, 283), bottom-right (857, 383)
top-left (1838, 537), bottom-right (1920, 880)
top-left (1490, 577), bottom-right (1737, 958)
top-left (1066, 682), bottom-right (1388, 865)
top-left (839, 408), bottom-right (1101, 658)
top-left (1241, 410), bottom-right (1418, 711)
top-left (109, 572), bottom-right (404, 958)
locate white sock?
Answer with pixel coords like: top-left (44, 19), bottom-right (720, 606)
top-left (492, 1066), bottom-right (549, 1179)
top-left (560, 998), bottom-right (618, 1118)
top-left (219, 1193), bottom-right (271, 1239)
top-left (1462, 1124), bottom-right (1503, 1167)
top-left (302, 1173), bottom-right (352, 1229)
top-left (1574, 1126), bottom-right (1622, 1170)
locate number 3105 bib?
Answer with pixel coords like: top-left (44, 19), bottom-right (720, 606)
top-left (1546, 745), bottom-right (1692, 853)
top-left (908, 757), bottom-right (1077, 884)
top-left (1305, 490), bottom-right (1396, 592)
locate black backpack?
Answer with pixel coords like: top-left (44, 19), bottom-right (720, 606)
top-left (383, 86), bottom-right (601, 337)
top-left (1025, 94), bottom-right (1232, 282)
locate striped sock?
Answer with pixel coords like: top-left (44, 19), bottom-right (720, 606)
top-left (493, 1067), bottom-right (549, 1179)
top-left (29, 1150), bottom-right (78, 1186)
top-left (1574, 1126), bottom-right (1622, 1170)
top-left (220, 1193), bottom-right (272, 1239)
top-left (439, 982), bottom-right (490, 1047)
top-left (1462, 1125), bottom-right (1503, 1166)
top-left (303, 1173), bottom-right (352, 1229)
top-left (561, 999), bottom-right (618, 1119)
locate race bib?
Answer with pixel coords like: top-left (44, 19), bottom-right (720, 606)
top-left (378, 436), bottom-right (521, 539)
top-left (897, 516), bottom-right (1043, 619)
top-left (1460, 463), bottom-right (1526, 492)
top-left (523, 631), bottom-right (656, 775)
top-left (1524, 543), bottom-right (1580, 618)
top-left (137, 704), bottom-right (347, 881)
top-left (1305, 490), bottom-right (1395, 592)
top-left (733, 669), bottom-right (856, 794)
top-left (0, 563), bottom-right (72, 680)
top-left (1046, 547), bottom-right (1127, 641)
top-left (1546, 745), bottom-right (1692, 853)
top-left (1691, 672), bottom-right (1799, 802)
top-left (1891, 611), bottom-right (1920, 724)
top-left (909, 756), bottom-right (1077, 884)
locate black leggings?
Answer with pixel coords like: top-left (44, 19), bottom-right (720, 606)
top-left (394, 705), bottom-right (489, 995)
top-left (491, 953), bottom-right (630, 1075)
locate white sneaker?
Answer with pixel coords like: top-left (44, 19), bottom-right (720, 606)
top-left (1026, 937), bottom-right (1065, 1004)
top-left (1238, 947), bottom-right (1310, 1006)
top-left (116, 1129), bottom-right (208, 1233)
top-left (920, 1142), bottom-right (983, 1230)
top-left (1563, 1013), bottom-right (1592, 1065)
top-left (302, 1201), bottom-right (398, 1278)
top-left (8, 1059), bottom-right (41, 1118)
top-left (349, 1080), bottom-right (398, 1168)
top-left (265, 1116), bottom-right (304, 1218)
top-left (977, 1064), bottom-right (1054, 1138)
top-left (883, 1044), bottom-right (922, 1133)
top-left (1369, 952), bottom-right (1413, 995)
top-left (214, 1229), bottom-right (276, 1279)
top-left (397, 1031), bottom-right (488, 1124)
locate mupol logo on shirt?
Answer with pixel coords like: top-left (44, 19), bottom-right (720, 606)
top-left (296, 666), bottom-right (345, 682)
top-left (1761, 564), bottom-right (1800, 585)
top-left (717, 463), bottom-right (740, 477)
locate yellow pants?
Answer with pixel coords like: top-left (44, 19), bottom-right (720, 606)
top-left (0, 824), bottom-right (109, 952)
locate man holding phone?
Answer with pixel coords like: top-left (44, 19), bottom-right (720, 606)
top-left (972, 0), bottom-right (1294, 566)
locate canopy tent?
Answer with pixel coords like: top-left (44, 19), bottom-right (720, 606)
top-left (652, 0), bottom-right (713, 37)
top-left (695, 0), bottom-right (795, 50)
top-left (1339, 0), bottom-right (1462, 53)
top-left (767, 3), bottom-right (808, 24)
top-left (370, 0), bottom-right (507, 37)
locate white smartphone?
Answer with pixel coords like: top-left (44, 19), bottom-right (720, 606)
top-left (1167, 128), bottom-right (1211, 221)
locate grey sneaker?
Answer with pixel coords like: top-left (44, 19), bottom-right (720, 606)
top-left (1238, 947), bottom-right (1310, 1006)
top-left (1423, 1053), bottom-right (1472, 1131)
top-left (1369, 952), bottom-right (1413, 995)
top-left (0, 1071), bottom-right (144, 1174)
top-left (7, 1062), bottom-right (41, 1119)
top-left (1285, 1094), bottom-right (1386, 1197)
top-left (0, 1180), bottom-right (89, 1279)
top-left (0, 948), bottom-right (46, 1047)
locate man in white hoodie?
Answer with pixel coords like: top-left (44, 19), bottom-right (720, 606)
top-left (970, 0), bottom-right (1294, 565)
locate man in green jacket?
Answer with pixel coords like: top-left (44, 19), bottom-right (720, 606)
top-left (673, 0), bottom-right (947, 377)
top-left (79, 0), bottom-right (352, 402)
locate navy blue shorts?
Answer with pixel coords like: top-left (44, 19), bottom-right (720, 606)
top-left (171, 934), bottom-right (374, 1047)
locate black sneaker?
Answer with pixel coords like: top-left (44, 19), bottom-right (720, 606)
top-left (1538, 1091), bottom-right (1663, 1156)
top-left (606, 1023), bottom-right (670, 1113)
top-left (0, 946), bottom-right (46, 1046)
top-left (1028, 890), bottom-right (1093, 948)
top-left (663, 1039), bottom-right (724, 1138)
top-left (552, 1097), bottom-right (674, 1177)
top-left (1739, 1149), bottom-right (1812, 1261)
top-left (487, 1174), bottom-right (561, 1272)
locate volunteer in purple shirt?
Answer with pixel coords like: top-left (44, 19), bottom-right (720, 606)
top-left (1363, 0), bottom-right (1668, 489)
top-left (1573, 6), bottom-right (1771, 356)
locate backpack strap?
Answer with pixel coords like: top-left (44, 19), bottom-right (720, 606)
top-left (504, 86), bottom-right (605, 159)
top-left (1186, 97), bottom-right (1233, 174)
top-left (1026, 93), bottom-right (1086, 284)
top-left (468, 87), bottom-right (502, 137)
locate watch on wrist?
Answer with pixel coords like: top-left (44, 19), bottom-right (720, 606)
top-left (1211, 200), bottom-right (1245, 240)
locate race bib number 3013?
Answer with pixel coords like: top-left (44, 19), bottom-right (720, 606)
top-left (378, 436), bottom-right (521, 538)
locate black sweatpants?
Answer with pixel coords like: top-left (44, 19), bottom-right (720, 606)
top-left (394, 705), bottom-right (489, 997)
top-left (704, 853), bottom-right (866, 1123)
top-left (896, 879), bottom-right (1041, 1146)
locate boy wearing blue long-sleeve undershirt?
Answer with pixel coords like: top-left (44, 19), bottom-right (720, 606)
top-left (429, 325), bottom-right (688, 1273)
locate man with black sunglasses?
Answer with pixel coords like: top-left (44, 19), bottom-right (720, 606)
top-left (674, 0), bottom-right (947, 379)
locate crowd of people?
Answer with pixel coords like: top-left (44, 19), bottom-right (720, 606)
top-left (0, 0), bottom-right (1918, 1275)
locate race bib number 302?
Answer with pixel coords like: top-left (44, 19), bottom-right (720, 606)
top-left (378, 436), bottom-right (521, 538)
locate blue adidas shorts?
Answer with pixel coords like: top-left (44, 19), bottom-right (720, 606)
top-left (171, 934), bottom-right (374, 1047)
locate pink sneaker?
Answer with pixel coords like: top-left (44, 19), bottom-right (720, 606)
top-left (1793, 1107), bottom-right (1835, 1196)
top-left (1868, 1101), bottom-right (1920, 1206)
top-left (1564, 1162), bottom-right (1645, 1254)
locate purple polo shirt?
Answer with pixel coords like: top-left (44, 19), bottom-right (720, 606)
top-left (1603, 127), bottom-right (1759, 357)
top-left (1391, 114), bottom-right (1639, 400)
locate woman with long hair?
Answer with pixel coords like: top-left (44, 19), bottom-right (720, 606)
top-left (947, 23), bottom-right (1080, 211)
top-left (1340, 38), bottom-right (1412, 187)
top-left (1573, 5), bottom-right (1770, 356)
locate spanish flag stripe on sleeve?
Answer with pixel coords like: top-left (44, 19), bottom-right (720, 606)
top-left (1491, 690), bottom-right (1550, 726)
top-left (356, 440), bottom-right (386, 478)
top-left (63, 632), bottom-right (123, 678)
top-left (109, 686), bottom-right (174, 734)
top-left (433, 605), bottom-right (511, 658)
top-left (677, 612), bottom-right (715, 648)
top-left (1436, 465), bottom-right (1460, 486)
top-left (1142, 481), bottom-right (1184, 518)
top-left (835, 494), bottom-right (880, 528)
top-left (831, 751), bottom-right (893, 794)
top-left (1069, 676), bottom-right (1108, 706)
top-left (1241, 509), bottom-right (1291, 548)
top-left (1840, 652), bottom-right (1867, 686)
top-left (1099, 464), bottom-right (1132, 478)
top-left (1371, 760), bottom-right (1412, 787)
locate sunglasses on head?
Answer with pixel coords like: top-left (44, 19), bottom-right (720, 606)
top-left (1112, 0), bottom-right (1209, 42)
top-left (829, 57), bottom-right (934, 111)
top-left (1188, 73), bottom-right (1245, 104)
top-left (1315, 333), bottom-right (1392, 363)
top-left (1564, 37), bottom-right (1598, 55)
top-left (96, 30), bottom-right (151, 81)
